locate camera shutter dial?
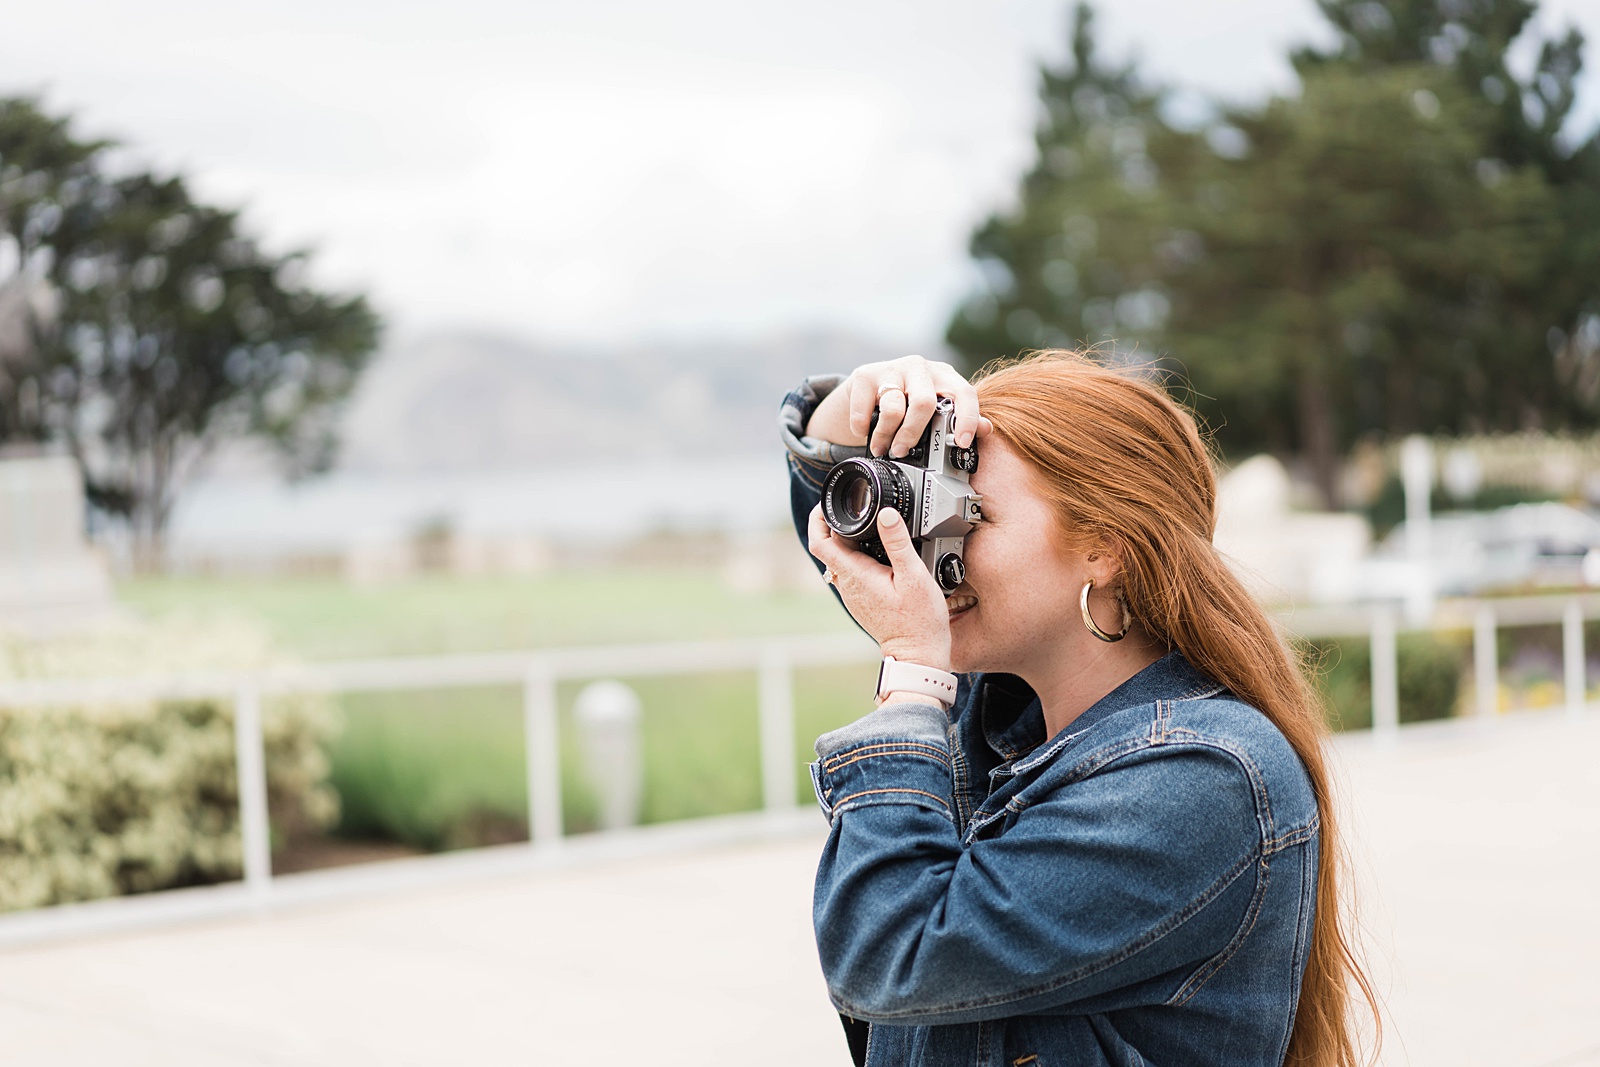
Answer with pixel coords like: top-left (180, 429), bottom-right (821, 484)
top-left (936, 552), bottom-right (966, 592)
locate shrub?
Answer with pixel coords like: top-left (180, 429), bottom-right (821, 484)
top-left (0, 617), bottom-right (338, 911)
top-left (1304, 631), bottom-right (1465, 731)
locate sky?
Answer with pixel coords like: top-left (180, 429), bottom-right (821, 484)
top-left (4, 0), bottom-right (1597, 350)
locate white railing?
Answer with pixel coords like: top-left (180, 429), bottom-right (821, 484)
top-left (1281, 592), bottom-right (1598, 732)
top-left (0, 592), bottom-right (1592, 942)
top-left (0, 631), bottom-right (881, 906)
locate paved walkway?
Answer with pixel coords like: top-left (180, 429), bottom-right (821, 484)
top-left (0, 711), bottom-right (1596, 1066)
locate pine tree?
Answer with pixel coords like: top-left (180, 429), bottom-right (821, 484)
top-left (945, 4), bottom-right (1202, 370)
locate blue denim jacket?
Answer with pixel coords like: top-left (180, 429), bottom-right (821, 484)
top-left (783, 377), bottom-right (1318, 1066)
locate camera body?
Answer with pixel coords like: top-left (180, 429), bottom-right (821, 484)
top-left (821, 397), bottom-right (983, 594)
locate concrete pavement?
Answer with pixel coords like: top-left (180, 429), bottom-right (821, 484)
top-left (1, 709), bottom-right (1596, 1066)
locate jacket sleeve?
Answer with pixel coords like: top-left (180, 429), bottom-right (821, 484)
top-left (810, 708), bottom-right (1269, 1025)
top-left (779, 374), bottom-right (869, 603)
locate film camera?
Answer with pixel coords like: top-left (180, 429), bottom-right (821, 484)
top-left (821, 397), bottom-right (983, 594)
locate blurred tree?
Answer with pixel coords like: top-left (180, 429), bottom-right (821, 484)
top-left (0, 97), bottom-right (380, 567)
top-left (945, 3), bottom-right (1203, 364)
top-left (1165, 65), bottom-right (1561, 507)
top-left (947, 1), bottom-right (1598, 510)
top-left (1284, 0), bottom-right (1600, 499)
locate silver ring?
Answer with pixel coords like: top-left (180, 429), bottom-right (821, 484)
top-left (876, 382), bottom-right (904, 399)
top-left (822, 568), bottom-right (837, 586)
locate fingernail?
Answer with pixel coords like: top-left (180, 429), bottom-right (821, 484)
top-left (956, 432), bottom-right (972, 448)
top-left (881, 510), bottom-right (900, 526)
top-left (890, 445), bottom-right (907, 459)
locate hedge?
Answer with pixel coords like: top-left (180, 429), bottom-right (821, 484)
top-left (1304, 631), bottom-right (1465, 731)
top-left (0, 617), bottom-right (338, 912)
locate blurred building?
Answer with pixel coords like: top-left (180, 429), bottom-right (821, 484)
top-left (1213, 455), bottom-right (1373, 605)
top-left (0, 452), bottom-right (115, 633)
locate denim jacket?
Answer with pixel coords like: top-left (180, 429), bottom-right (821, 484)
top-left (782, 377), bottom-right (1318, 1067)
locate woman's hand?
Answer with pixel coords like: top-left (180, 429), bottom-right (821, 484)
top-left (808, 503), bottom-right (952, 672)
top-left (806, 355), bottom-right (991, 457)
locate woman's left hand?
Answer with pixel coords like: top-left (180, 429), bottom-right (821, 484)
top-left (808, 503), bottom-right (952, 671)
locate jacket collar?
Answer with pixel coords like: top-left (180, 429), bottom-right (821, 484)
top-left (979, 650), bottom-right (1222, 764)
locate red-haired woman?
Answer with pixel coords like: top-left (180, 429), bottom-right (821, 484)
top-left (781, 353), bottom-right (1376, 1067)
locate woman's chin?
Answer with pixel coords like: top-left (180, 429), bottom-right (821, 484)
top-left (948, 603), bottom-right (980, 673)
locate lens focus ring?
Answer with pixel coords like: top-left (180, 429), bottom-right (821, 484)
top-left (822, 458), bottom-right (914, 538)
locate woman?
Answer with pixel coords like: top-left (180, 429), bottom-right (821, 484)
top-left (780, 352), bottom-right (1376, 1067)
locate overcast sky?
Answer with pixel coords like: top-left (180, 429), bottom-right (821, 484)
top-left (5, 0), bottom-right (1597, 349)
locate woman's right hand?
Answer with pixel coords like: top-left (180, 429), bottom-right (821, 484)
top-left (806, 355), bottom-right (991, 457)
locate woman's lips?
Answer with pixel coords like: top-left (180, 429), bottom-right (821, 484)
top-left (947, 593), bottom-right (978, 618)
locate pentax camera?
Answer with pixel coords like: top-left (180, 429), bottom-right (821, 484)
top-left (821, 397), bottom-right (983, 594)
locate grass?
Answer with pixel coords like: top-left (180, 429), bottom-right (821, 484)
top-left (118, 569), bottom-right (854, 661)
top-left (121, 568), bottom-right (867, 850)
top-left (324, 663), bottom-right (876, 849)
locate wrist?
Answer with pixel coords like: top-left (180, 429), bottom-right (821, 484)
top-left (875, 654), bottom-right (958, 709)
top-left (806, 373), bottom-right (868, 446)
top-left (877, 641), bottom-right (951, 673)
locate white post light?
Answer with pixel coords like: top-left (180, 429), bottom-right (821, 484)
top-left (1400, 435), bottom-right (1435, 625)
top-left (574, 680), bottom-right (644, 831)
top-left (1564, 599), bottom-right (1586, 718)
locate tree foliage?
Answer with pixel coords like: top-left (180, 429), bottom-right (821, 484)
top-left (947, 0), bottom-right (1600, 508)
top-left (0, 97), bottom-right (379, 564)
top-left (946, 4), bottom-right (1195, 362)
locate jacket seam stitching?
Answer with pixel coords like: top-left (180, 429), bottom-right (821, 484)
top-left (823, 741), bottom-right (950, 771)
top-left (1264, 813), bottom-right (1318, 854)
top-left (824, 748), bottom-right (953, 775)
top-left (1170, 850), bottom-right (1271, 1005)
top-left (832, 787), bottom-right (952, 814)
top-left (788, 454), bottom-right (827, 491)
top-left (948, 718), bottom-right (974, 834)
top-left (839, 837), bottom-right (1259, 1019)
top-left (1153, 727), bottom-right (1279, 842)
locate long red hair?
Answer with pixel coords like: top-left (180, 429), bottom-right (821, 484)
top-left (974, 351), bottom-right (1379, 1067)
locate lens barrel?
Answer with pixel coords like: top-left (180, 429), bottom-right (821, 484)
top-left (822, 458), bottom-right (915, 540)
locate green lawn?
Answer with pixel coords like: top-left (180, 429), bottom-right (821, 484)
top-left (118, 569), bottom-right (855, 661)
top-left (121, 568), bottom-right (868, 850)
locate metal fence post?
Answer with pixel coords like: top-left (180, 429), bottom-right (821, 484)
top-left (524, 661), bottom-right (563, 847)
top-left (233, 682), bottom-right (272, 900)
top-left (1370, 609), bottom-right (1399, 737)
top-left (1564, 598), bottom-right (1586, 718)
top-left (758, 646), bottom-right (798, 812)
top-left (1474, 604), bottom-right (1499, 722)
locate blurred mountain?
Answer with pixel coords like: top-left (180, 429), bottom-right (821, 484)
top-left (334, 329), bottom-right (917, 473)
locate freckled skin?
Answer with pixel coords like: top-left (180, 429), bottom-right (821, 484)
top-left (949, 436), bottom-right (1086, 673)
top-left (951, 436), bottom-right (1163, 735)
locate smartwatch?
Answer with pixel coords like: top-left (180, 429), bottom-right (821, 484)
top-left (875, 656), bottom-right (958, 708)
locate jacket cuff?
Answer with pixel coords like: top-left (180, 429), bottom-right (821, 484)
top-left (778, 374), bottom-right (869, 490)
top-left (809, 702), bottom-right (953, 824)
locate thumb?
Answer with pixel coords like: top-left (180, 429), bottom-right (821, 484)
top-left (876, 508), bottom-right (924, 577)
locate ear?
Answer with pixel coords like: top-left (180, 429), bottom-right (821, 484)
top-left (1081, 538), bottom-right (1127, 590)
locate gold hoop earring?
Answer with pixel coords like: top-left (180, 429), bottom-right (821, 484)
top-left (1080, 579), bottom-right (1131, 643)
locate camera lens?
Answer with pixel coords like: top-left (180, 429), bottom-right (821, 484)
top-left (843, 475), bottom-right (873, 523)
top-left (822, 458), bottom-right (913, 539)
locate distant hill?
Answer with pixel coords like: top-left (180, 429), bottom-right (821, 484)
top-left (335, 329), bottom-right (921, 473)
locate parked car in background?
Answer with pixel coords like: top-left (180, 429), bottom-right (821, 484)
top-left (1379, 503), bottom-right (1600, 596)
